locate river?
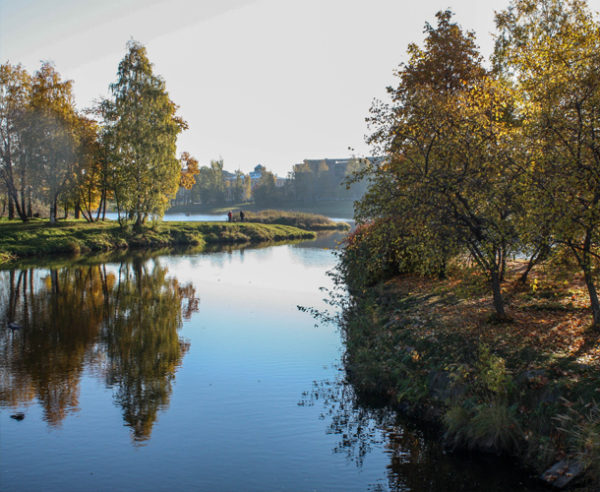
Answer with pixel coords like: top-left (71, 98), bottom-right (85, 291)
top-left (102, 212), bottom-right (354, 223)
top-left (0, 233), bottom-right (548, 491)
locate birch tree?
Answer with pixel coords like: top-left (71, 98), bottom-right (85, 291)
top-left (102, 41), bottom-right (187, 229)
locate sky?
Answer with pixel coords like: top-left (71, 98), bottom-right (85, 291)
top-left (2, 0), bottom-right (600, 176)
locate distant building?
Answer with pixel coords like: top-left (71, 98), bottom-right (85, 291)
top-left (248, 164), bottom-right (265, 188)
top-left (222, 170), bottom-right (236, 181)
top-left (274, 176), bottom-right (288, 188)
top-left (293, 157), bottom-right (382, 177)
top-left (291, 156), bottom-right (383, 202)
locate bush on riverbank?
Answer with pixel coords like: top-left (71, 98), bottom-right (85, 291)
top-left (338, 256), bottom-right (600, 487)
top-left (0, 220), bottom-right (315, 265)
top-left (339, 221), bottom-right (454, 294)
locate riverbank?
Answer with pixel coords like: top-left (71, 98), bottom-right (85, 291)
top-left (240, 210), bottom-right (349, 231)
top-left (341, 260), bottom-right (600, 489)
top-left (0, 220), bottom-right (316, 266)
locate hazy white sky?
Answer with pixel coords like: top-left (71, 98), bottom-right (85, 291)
top-left (2, 0), bottom-right (599, 176)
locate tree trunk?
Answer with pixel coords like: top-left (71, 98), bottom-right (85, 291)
top-left (115, 192), bottom-right (124, 228)
top-left (20, 175), bottom-right (26, 220)
top-left (520, 242), bottom-right (551, 284)
top-left (6, 183), bottom-right (27, 221)
top-left (49, 196), bottom-right (57, 224)
top-left (74, 202), bottom-right (81, 219)
top-left (80, 207), bottom-right (91, 222)
top-left (499, 246), bottom-right (507, 282)
top-left (518, 262), bottom-right (535, 285)
top-left (8, 193), bottom-right (14, 219)
top-left (134, 213), bottom-right (143, 231)
top-left (96, 189), bottom-right (105, 222)
top-left (583, 266), bottom-right (600, 328)
top-left (27, 186), bottom-right (32, 218)
top-left (571, 232), bottom-right (600, 328)
top-left (490, 269), bottom-right (507, 319)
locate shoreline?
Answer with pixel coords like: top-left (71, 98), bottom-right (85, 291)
top-left (340, 267), bottom-right (600, 489)
top-left (0, 220), bottom-right (318, 266)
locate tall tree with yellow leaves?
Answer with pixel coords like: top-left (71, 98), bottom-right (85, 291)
top-left (102, 41), bottom-right (187, 229)
top-left (362, 11), bottom-right (523, 318)
top-left (495, 0), bottom-right (600, 327)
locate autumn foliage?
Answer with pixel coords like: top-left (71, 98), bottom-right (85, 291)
top-left (351, 2), bottom-right (600, 329)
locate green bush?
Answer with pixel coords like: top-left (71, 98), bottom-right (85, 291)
top-left (339, 220), bottom-right (452, 293)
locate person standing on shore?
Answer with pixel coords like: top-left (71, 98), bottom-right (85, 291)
top-left (227, 210), bottom-right (232, 222)
top-left (240, 210), bottom-right (245, 222)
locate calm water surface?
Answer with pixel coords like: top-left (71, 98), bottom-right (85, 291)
top-left (104, 212), bottom-right (228, 222)
top-left (1, 234), bottom-right (547, 491)
top-left (103, 212), bottom-right (354, 223)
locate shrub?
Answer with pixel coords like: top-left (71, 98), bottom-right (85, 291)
top-left (444, 400), bottom-right (522, 453)
top-left (65, 240), bottom-right (81, 255)
top-left (556, 400), bottom-right (600, 481)
top-left (444, 404), bottom-right (473, 447)
top-left (339, 219), bottom-right (454, 293)
top-left (469, 401), bottom-right (522, 453)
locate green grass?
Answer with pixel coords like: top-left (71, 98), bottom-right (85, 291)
top-left (0, 219), bottom-right (316, 265)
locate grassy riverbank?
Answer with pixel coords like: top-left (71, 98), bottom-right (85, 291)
top-left (0, 219), bottom-right (316, 265)
top-left (241, 210), bottom-right (349, 231)
top-left (342, 260), bottom-right (600, 488)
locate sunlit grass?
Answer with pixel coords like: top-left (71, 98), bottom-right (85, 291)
top-left (243, 209), bottom-right (349, 231)
top-left (0, 219), bottom-right (316, 265)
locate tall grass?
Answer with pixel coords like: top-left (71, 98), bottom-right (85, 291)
top-left (243, 210), bottom-right (349, 231)
top-left (556, 400), bottom-right (600, 481)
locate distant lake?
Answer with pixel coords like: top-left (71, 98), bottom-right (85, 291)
top-left (1, 234), bottom-right (545, 491)
top-left (104, 212), bottom-right (229, 222)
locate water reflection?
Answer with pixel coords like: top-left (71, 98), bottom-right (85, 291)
top-left (0, 256), bottom-right (198, 442)
top-left (303, 375), bottom-right (549, 492)
top-left (301, 377), bottom-right (389, 468)
top-left (293, 230), bottom-right (347, 251)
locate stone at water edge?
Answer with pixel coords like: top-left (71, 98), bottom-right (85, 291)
top-left (541, 459), bottom-right (584, 488)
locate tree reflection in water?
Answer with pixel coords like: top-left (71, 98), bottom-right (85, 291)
top-left (102, 257), bottom-right (194, 442)
top-left (302, 375), bottom-right (547, 492)
top-left (0, 255), bottom-right (198, 443)
top-left (301, 376), bottom-right (391, 469)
